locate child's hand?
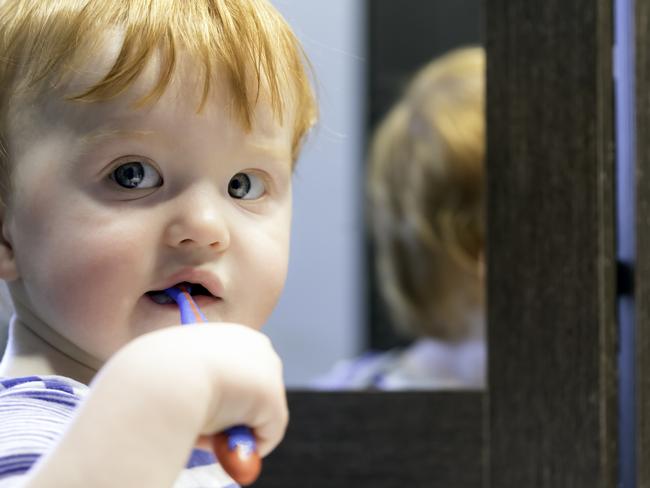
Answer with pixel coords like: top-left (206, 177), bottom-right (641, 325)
top-left (121, 323), bottom-right (288, 457)
top-left (184, 323), bottom-right (288, 456)
top-left (23, 324), bottom-right (287, 488)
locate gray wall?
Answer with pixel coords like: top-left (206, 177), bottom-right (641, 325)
top-left (265, 0), bottom-right (366, 386)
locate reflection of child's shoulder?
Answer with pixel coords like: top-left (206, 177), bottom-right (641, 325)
top-left (311, 350), bottom-right (400, 390)
top-left (311, 338), bottom-right (486, 391)
top-left (0, 376), bottom-right (87, 482)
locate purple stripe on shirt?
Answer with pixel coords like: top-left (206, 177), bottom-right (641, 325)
top-left (0, 453), bottom-right (40, 477)
top-left (43, 379), bottom-right (75, 395)
top-left (0, 376), bottom-right (42, 389)
top-left (5, 390), bottom-right (79, 408)
top-left (186, 449), bottom-right (217, 469)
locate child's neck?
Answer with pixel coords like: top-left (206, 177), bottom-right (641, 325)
top-left (0, 315), bottom-right (98, 385)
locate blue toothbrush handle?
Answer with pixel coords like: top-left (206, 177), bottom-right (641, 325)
top-left (164, 286), bottom-right (207, 323)
top-left (163, 287), bottom-right (261, 485)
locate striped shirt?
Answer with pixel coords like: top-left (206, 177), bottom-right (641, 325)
top-left (0, 376), bottom-right (239, 487)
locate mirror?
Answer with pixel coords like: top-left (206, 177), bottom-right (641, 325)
top-left (265, 0), bottom-right (486, 389)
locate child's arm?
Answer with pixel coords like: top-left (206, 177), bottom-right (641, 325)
top-left (18, 324), bottom-right (287, 488)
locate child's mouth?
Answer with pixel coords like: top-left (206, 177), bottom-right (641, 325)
top-left (146, 282), bottom-right (216, 304)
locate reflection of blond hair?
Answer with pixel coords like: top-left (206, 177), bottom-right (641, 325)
top-left (369, 47), bottom-right (485, 341)
top-left (0, 0), bottom-right (317, 198)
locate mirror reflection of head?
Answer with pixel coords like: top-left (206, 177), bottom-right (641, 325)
top-left (369, 47), bottom-right (485, 343)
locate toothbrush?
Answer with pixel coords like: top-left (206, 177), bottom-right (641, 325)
top-left (164, 285), bottom-right (262, 486)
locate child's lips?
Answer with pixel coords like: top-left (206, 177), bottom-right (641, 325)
top-left (161, 269), bottom-right (225, 299)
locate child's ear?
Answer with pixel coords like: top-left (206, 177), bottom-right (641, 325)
top-left (0, 208), bottom-right (18, 281)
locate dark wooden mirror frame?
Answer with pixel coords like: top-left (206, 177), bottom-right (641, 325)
top-left (636, 0), bottom-right (650, 486)
top-left (253, 0), bottom-right (623, 486)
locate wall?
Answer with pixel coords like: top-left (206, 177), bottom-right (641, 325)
top-left (264, 0), bottom-right (367, 386)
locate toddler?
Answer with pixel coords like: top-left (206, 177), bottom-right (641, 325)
top-left (0, 0), bottom-right (317, 486)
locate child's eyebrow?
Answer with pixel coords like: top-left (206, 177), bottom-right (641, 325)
top-left (246, 141), bottom-right (292, 162)
top-left (78, 128), bottom-right (156, 147)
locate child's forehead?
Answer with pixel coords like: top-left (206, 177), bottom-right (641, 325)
top-left (58, 32), bottom-right (226, 116)
top-left (24, 42), bottom-right (292, 147)
top-left (40, 99), bottom-right (291, 162)
top-left (7, 77), bottom-right (293, 177)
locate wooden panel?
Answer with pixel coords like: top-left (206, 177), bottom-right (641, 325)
top-left (636, 0), bottom-right (650, 486)
top-left (485, 0), bottom-right (617, 487)
top-left (254, 391), bottom-right (483, 488)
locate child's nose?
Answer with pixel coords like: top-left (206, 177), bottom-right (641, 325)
top-left (163, 187), bottom-right (230, 251)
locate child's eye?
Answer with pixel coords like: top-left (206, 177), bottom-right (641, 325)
top-left (110, 161), bottom-right (163, 189)
top-left (228, 173), bottom-right (265, 200)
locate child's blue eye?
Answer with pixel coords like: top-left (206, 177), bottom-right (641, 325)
top-left (111, 161), bottom-right (162, 189)
top-left (228, 173), bottom-right (265, 200)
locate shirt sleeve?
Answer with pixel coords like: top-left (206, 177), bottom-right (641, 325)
top-left (0, 376), bottom-right (239, 488)
top-left (0, 376), bottom-right (83, 486)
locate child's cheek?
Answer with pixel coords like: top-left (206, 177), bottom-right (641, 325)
top-left (241, 232), bottom-right (290, 329)
top-left (16, 214), bottom-right (150, 360)
top-left (60, 238), bottom-right (147, 356)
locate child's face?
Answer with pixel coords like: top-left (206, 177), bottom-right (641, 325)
top-left (1, 52), bottom-right (294, 363)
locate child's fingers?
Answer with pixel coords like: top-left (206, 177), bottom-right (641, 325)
top-left (195, 435), bottom-right (213, 450)
top-left (250, 400), bottom-right (289, 457)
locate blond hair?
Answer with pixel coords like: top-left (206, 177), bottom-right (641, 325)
top-left (369, 47), bottom-right (485, 341)
top-left (0, 0), bottom-right (317, 199)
